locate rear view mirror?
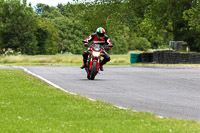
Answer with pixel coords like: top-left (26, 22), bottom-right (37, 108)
top-left (82, 40), bottom-right (88, 43)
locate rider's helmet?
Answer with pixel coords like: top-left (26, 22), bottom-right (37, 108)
top-left (96, 27), bottom-right (105, 39)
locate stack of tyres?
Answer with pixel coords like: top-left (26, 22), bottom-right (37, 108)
top-left (173, 53), bottom-right (181, 64)
top-left (132, 50), bottom-right (200, 64)
top-left (149, 53), bottom-right (153, 62)
top-left (140, 53), bottom-right (153, 63)
top-left (153, 51), bottom-right (159, 63)
top-left (197, 54), bottom-right (200, 63)
top-left (153, 50), bottom-right (174, 64)
top-left (163, 51), bottom-right (172, 64)
top-left (180, 54), bottom-right (191, 63)
top-left (191, 54), bottom-right (196, 64)
top-left (164, 50), bottom-right (174, 64)
top-left (140, 53), bottom-right (148, 63)
top-left (191, 53), bottom-right (200, 64)
top-left (153, 50), bottom-right (200, 64)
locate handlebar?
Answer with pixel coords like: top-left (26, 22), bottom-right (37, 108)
top-left (82, 41), bottom-right (113, 50)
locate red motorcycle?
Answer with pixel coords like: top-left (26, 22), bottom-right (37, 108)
top-left (82, 40), bottom-right (111, 80)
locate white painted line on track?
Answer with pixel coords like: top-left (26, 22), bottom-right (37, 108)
top-left (157, 116), bottom-right (164, 119)
top-left (18, 66), bottom-right (98, 101)
top-left (15, 66), bottom-right (77, 96)
top-left (87, 98), bottom-right (96, 102)
top-left (115, 106), bottom-right (129, 110)
top-left (13, 66), bottom-right (165, 119)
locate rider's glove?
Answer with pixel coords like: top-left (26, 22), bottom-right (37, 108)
top-left (106, 47), bottom-right (112, 51)
top-left (84, 43), bottom-right (89, 47)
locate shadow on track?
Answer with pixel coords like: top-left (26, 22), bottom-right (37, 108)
top-left (79, 79), bottom-right (108, 81)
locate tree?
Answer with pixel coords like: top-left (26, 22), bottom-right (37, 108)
top-left (35, 17), bottom-right (59, 54)
top-left (143, 0), bottom-right (197, 48)
top-left (0, 0), bottom-right (60, 55)
top-left (0, 0), bottom-right (38, 54)
top-left (1, 0), bottom-right (200, 55)
top-left (184, 2), bottom-right (200, 51)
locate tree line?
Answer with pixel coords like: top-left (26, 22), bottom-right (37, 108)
top-left (0, 0), bottom-right (200, 55)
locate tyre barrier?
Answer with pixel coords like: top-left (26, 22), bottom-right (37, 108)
top-left (131, 50), bottom-right (200, 64)
top-left (140, 53), bottom-right (153, 63)
top-left (153, 50), bottom-right (200, 64)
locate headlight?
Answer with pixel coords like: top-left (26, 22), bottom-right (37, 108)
top-left (92, 51), bottom-right (100, 57)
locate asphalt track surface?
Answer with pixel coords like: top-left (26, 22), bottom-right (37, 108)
top-left (5, 66), bottom-right (200, 121)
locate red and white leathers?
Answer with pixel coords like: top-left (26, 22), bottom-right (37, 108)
top-left (83, 33), bottom-right (113, 50)
top-left (82, 33), bottom-right (113, 69)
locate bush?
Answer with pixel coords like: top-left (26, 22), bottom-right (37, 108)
top-left (129, 37), bottom-right (151, 51)
top-left (190, 39), bottom-right (200, 52)
top-left (109, 35), bottom-right (129, 54)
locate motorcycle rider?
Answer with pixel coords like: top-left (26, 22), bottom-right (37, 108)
top-left (81, 27), bottom-right (113, 71)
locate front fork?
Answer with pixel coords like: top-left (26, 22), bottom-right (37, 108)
top-left (86, 55), bottom-right (101, 76)
top-left (89, 56), bottom-right (100, 71)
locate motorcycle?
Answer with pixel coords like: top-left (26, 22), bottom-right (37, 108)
top-left (82, 40), bottom-right (112, 80)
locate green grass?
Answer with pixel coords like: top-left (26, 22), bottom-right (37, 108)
top-left (1, 53), bottom-right (200, 67)
top-left (0, 69), bottom-right (200, 132)
top-left (0, 54), bottom-right (131, 66)
top-left (0, 54), bottom-right (83, 66)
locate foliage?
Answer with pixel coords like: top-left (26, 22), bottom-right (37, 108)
top-left (35, 17), bottom-right (59, 55)
top-left (184, 2), bottom-right (200, 31)
top-left (0, 0), bottom-right (38, 54)
top-left (129, 37), bottom-right (151, 51)
top-left (35, 3), bottom-right (91, 54)
top-left (53, 17), bottom-right (89, 54)
top-left (1, 0), bottom-right (200, 55)
top-left (142, 0), bottom-right (200, 51)
top-left (0, 0), bottom-right (59, 55)
top-left (184, 4), bottom-right (200, 51)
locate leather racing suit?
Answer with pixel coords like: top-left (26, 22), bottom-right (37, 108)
top-left (82, 33), bottom-right (113, 68)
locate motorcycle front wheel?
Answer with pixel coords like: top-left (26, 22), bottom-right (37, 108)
top-left (90, 61), bottom-right (97, 80)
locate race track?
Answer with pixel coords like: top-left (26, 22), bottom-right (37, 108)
top-left (24, 66), bottom-right (200, 121)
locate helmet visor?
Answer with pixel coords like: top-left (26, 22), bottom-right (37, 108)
top-left (97, 32), bottom-right (104, 37)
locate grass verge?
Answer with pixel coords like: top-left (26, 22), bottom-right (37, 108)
top-left (0, 54), bottom-right (130, 66)
top-left (0, 54), bottom-right (83, 66)
top-left (1, 53), bottom-right (200, 67)
top-left (0, 69), bottom-right (200, 132)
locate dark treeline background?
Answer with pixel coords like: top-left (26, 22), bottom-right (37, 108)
top-left (0, 0), bottom-right (200, 55)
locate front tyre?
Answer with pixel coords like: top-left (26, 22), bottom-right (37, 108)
top-left (90, 61), bottom-right (97, 80)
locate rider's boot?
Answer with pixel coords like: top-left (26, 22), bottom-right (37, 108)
top-left (81, 55), bottom-right (88, 69)
top-left (100, 65), bottom-right (104, 71)
top-left (80, 63), bottom-right (87, 69)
